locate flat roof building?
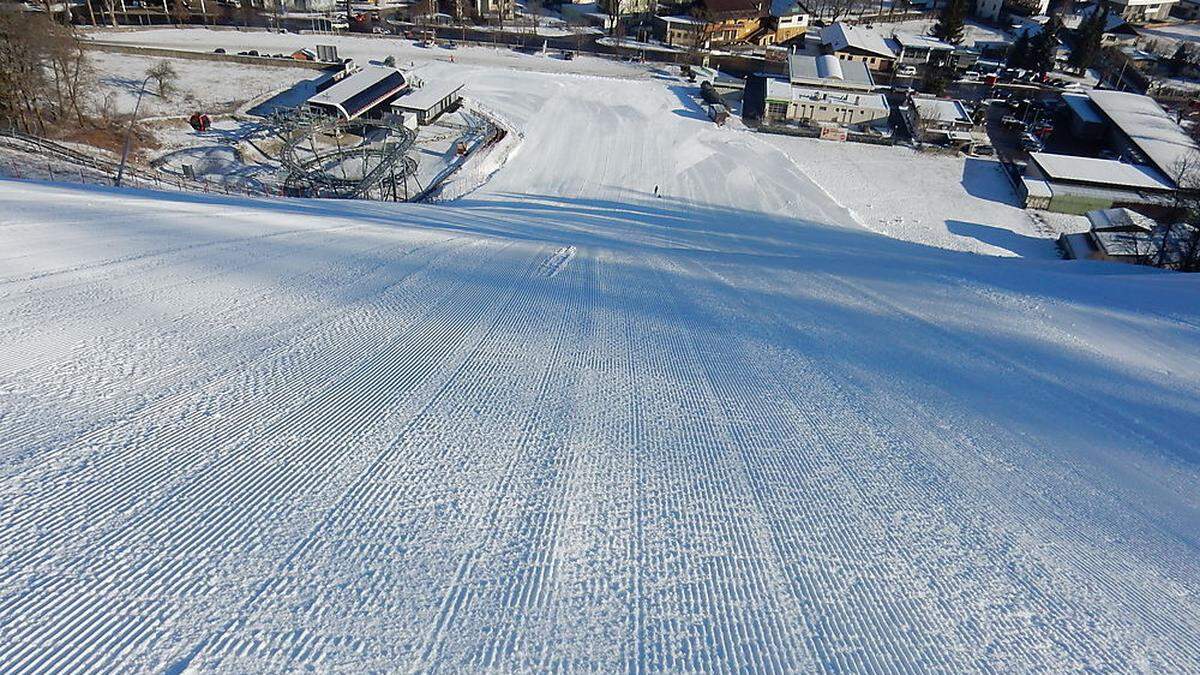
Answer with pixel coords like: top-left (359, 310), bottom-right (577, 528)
top-left (763, 78), bottom-right (889, 128)
top-left (390, 81), bottom-right (465, 126)
top-left (1020, 152), bottom-right (1176, 213)
top-left (787, 53), bottom-right (876, 91)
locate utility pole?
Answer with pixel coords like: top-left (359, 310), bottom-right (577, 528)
top-left (115, 74), bottom-right (154, 188)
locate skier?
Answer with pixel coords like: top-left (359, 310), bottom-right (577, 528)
top-left (654, 185), bottom-right (660, 198)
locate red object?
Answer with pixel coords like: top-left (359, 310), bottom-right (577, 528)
top-left (984, 74), bottom-right (997, 87)
top-left (188, 112), bottom-right (211, 132)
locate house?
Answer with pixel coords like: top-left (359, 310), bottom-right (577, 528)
top-left (819, 23), bottom-right (897, 72)
top-left (389, 80), bottom-right (464, 126)
top-left (290, 48), bottom-right (316, 61)
top-left (1104, 0), bottom-right (1177, 23)
top-left (889, 32), bottom-right (956, 66)
top-left (692, 0), bottom-right (770, 46)
top-left (905, 94), bottom-right (980, 144)
top-left (769, 0), bottom-right (809, 45)
top-left (658, 15), bottom-right (708, 48)
top-left (306, 65), bottom-right (409, 121)
top-left (599, 0), bottom-right (655, 17)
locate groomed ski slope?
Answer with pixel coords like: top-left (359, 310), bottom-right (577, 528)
top-left (2, 63), bottom-right (1200, 673)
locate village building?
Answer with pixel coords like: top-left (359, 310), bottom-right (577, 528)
top-left (905, 94), bottom-right (980, 145)
top-left (819, 23), bottom-right (897, 72)
top-left (1103, 0), bottom-right (1177, 23)
top-left (761, 55), bottom-right (887, 128)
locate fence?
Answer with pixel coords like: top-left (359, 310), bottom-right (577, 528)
top-left (0, 129), bottom-right (279, 199)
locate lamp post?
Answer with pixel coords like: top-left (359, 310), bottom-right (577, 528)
top-left (115, 73), bottom-right (154, 188)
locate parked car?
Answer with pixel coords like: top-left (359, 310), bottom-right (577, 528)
top-left (371, 26), bottom-right (387, 35)
top-left (443, 40), bottom-right (458, 49)
top-left (1020, 132), bottom-right (1044, 151)
top-left (213, 48), bottom-right (226, 54)
top-left (1001, 115), bottom-right (1025, 131)
top-left (961, 70), bottom-right (981, 81)
top-left (897, 65), bottom-right (918, 77)
top-left (561, 50), bottom-right (575, 60)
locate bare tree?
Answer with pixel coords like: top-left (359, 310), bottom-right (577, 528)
top-left (146, 61), bottom-right (179, 99)
top-left (170, 0), bottom-right (191, 25)
top-left (0, 12), bottom-right (54, 134)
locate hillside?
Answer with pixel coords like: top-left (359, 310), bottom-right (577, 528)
top-left (2, 43), bottom-right (1200, 673)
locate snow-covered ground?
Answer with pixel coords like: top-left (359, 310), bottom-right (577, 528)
top-left (84, 27), bottom-right (649, 79)
top-left (771, 138), bottom-right (1080, 257)
top-left (2, 29), bottom-right (1200, 673)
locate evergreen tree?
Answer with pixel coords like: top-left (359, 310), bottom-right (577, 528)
top-left (1007, 32), bottom-right (1031, 68)
top-left (930, 0), bottom-right (968, 46)
top-left (1069, 1), bottom-right (1107, 73)
top-left (1027, 16), bottom-right (1062, 75)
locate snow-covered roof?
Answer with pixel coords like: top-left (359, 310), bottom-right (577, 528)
top-left (307, 65), bottom-right (407, 120)
top-left (1029, 152), bottom-right (1175, 190)
top-left (770, 0), bottom-right (806, 16)
top-left (659, 14), bottom-right (707, 25)
top-left (1062, 92), bottom-right (1104, 125)
top-left (820, 23), bottom-right (896, 59)
top-left (766, 78), bottom-right (889, 111)
top-left (1086, 207), bottom-right (1156, 232)
top-left (891, 32), bottom-right (955, 51)
top-left (1087, 89), bottom-right (1200, 182)
top-left (787, 53), bottom-right (874, 89)
top-left (391, 80), bottom-right (464, 112)
top-left (910, 95), bottom-right (972, 125)
top-left (1093, 229), bottom-right (1154, 257)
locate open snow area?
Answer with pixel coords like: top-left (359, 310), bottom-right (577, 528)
top-left (772, 138), bottom-right (1078, 257)
top-left (3, 30), bottom-right (1200, 673)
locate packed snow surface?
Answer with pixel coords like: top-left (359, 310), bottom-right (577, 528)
top-left (3, 38), bottom-right (1200, 674)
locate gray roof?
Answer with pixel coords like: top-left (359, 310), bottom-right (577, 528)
top-left (391, 80), bottom-right (464, 112)
top-left (787, 53), bottom-right (875, 89)
top-left (766, 78), bottom-right (889, 111)
top-left (1029, 152), bottom-right (1175, 190)
top-left (1086, 207), bottom-right (1156, 232)
top-left (891, 32), bottom-right (955, 51)
top-left (308, 65), bottom-right (407, 119)
top-left (1087, 89), bottom-right (1200, 183)
top-left (910, 94), bottom-right (972, 125)
top-left (1062, 92), bottom-right (1104, 125)
top-left (820, 23), bottom-right (896, 59)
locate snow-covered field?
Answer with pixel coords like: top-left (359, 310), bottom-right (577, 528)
top-left (3, 30), bottom-right (1200, 673)
top-left (772, 138), bottom-right (1081, 257)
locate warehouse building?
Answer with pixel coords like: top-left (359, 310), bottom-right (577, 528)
top-left (1019, 152), bottom-right (1176, 214)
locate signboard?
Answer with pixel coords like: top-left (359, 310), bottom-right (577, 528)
top-left (819, 126), bottom-right (848, 142)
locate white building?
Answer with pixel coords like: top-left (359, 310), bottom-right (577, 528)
top-left (763, 54), bottom-right (887, 127)
top-left (763, 80), bottom-right (890, 127)
top-left (1105, 0), bottom-right (1177, 22)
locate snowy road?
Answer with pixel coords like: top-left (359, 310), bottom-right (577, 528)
top-left (3, 43), bottom-right (1200, 673)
